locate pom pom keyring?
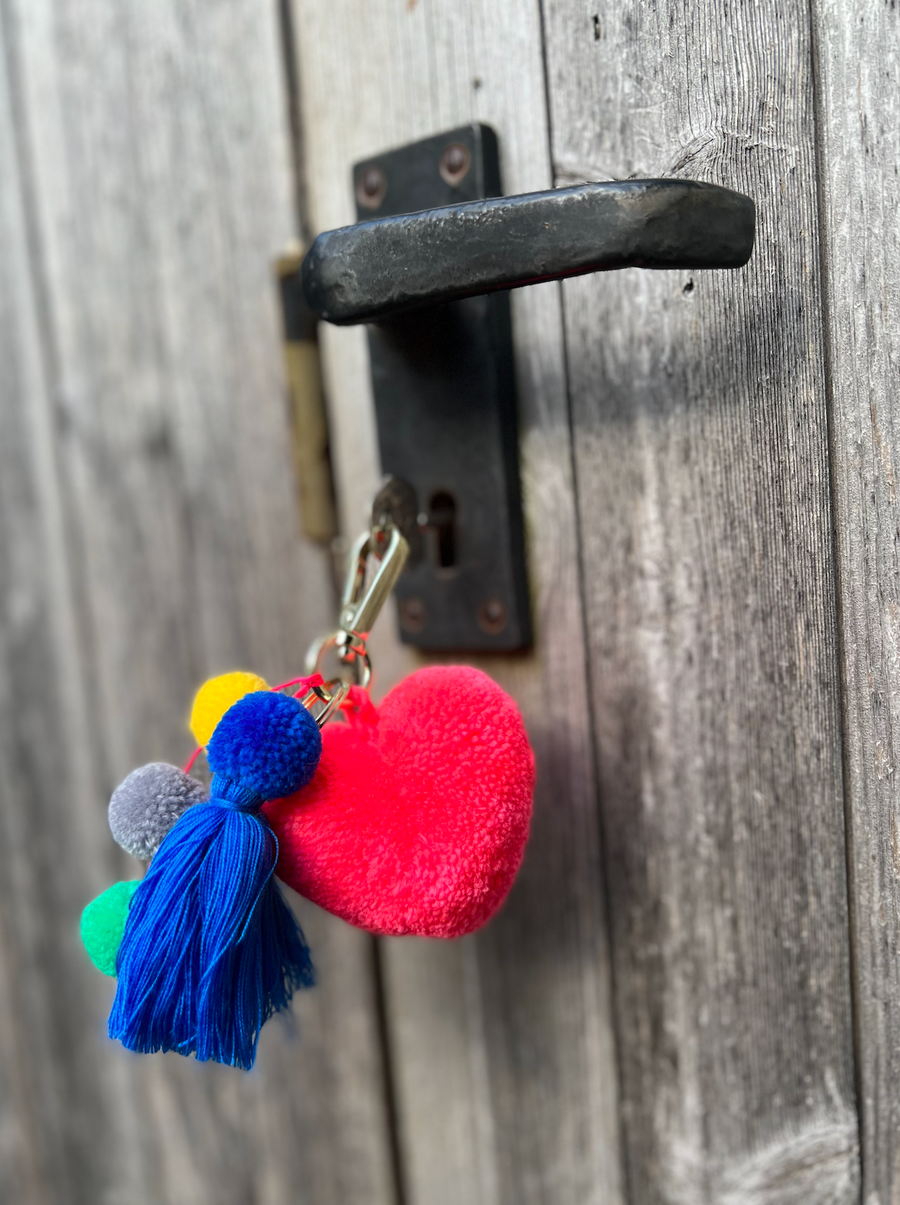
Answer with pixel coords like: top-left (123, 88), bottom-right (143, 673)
top-left (81, 482), bottom-right (535, 1070)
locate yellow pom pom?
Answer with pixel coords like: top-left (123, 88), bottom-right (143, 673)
top-left (190, 671), bottom-right (269, 746)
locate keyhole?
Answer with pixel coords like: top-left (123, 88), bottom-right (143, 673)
top-left (429, 491), bottom-right (457, 568)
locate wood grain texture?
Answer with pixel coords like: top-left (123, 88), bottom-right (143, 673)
top-left (540, 1), bottom-right (859, 1201)
top-left (811, 3), bottom-right (900, 1202)
top-left (0, 27), bottom-right (106, 1205)
top-left (289, 2), bottom-right (624, 1202)
top-left (0, 1), bottom-right (395, 1201)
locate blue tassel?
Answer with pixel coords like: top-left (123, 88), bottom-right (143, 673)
top-left (108, 691), bottom-right (321, 1069)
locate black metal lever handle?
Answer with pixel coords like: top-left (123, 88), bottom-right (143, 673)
top-left (302, 179), bottom-right (755, 326)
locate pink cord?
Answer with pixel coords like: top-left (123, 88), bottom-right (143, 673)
top-left (183, 745), bottom-right (203, 775)
top-left (271, 673), bottom-right (325, 695)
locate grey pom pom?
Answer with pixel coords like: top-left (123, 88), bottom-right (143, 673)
top-left (109, 762), bottom-right (207, 860)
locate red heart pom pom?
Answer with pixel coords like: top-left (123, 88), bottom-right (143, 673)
top-left (265, 666), bottom-right (535, 937)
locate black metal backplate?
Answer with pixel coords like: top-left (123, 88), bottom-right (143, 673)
top-left (354, 124), bottom-right (530, 651)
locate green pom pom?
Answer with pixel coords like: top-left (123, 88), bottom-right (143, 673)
top-left (81, 880), bottom-right (140, 977)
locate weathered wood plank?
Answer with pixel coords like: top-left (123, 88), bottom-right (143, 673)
top-left (540, 1), bottom-right (859, 1201)
top-left (0, 22), bottom-right (110, 1203)
top-left (0, 1), bottom-right (395, 1201)
top-left (289, 2), bottom-right (624, 1202)
top-left (811, 3), bottom-right (900, 1201)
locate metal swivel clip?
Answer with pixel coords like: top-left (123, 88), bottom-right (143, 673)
top-left (303, 477), bottom-right (414, 725)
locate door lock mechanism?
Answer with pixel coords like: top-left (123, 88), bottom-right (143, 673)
top-left (295, 123), bottom-right (755, 652)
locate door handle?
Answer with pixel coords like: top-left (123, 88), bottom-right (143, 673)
top-left (301, 178), bottom-right (755, 325)
top-left (286, 124), bottom-right (755, 652)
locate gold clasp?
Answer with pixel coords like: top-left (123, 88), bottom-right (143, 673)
top-left (303, 517), bottom-right (409, 723)
top-left (339, 523), bottom-right (409, 637)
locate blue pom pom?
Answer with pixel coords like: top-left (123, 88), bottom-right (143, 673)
top-left (207, 691), bottom-right (322, 800)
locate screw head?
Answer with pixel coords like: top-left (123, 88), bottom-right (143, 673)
top-left (439, 142), bottom-right (471, 187)
top-left (399, 596), bottom-right (426, 633)
top-left (356, 164), bottom-right (387, 210)
top-left (478, 598), bottom-right (508, 635)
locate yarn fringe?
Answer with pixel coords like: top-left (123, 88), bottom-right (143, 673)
top-left (108, 801), bottom-right (313, 1069)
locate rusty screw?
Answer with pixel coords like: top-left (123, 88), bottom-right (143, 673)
top-left (478, 598), bottom-right (508, 635)
top-left (357, 164), bottom-right (387, 210)
top-left (399, 597), bottom-right (426, 633)
top-left (439, 142), bottom-right (471, 187)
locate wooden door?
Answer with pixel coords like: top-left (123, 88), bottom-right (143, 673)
top-left (1, 1), bottom-right (898, 1203)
